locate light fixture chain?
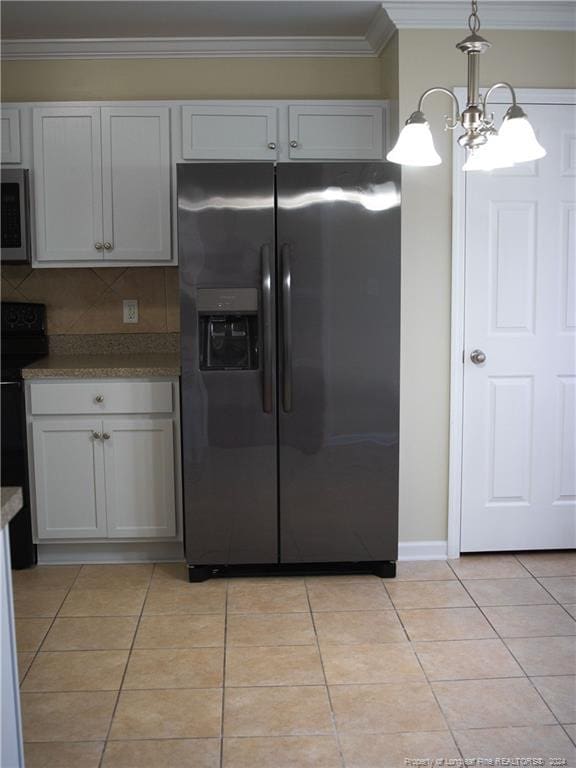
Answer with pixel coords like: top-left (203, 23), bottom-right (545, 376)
top-left (468, 0), bottom-right (481, 33)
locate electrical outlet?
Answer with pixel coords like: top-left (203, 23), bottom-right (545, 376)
top-left (123, 299), bottom-right (139, 324)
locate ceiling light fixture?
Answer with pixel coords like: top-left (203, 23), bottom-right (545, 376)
top-left (387, 0), bottom-right (546, 171)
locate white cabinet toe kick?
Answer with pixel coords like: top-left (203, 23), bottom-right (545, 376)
top-left (25, 377), bottom-right (183, 560)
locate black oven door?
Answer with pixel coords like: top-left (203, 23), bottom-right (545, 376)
top-left (1, 379), bottom-right (36, 568)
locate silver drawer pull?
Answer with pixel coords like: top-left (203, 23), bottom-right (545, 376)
top-left (267, 142), bottom-right (277, 150)
top-left (103, 242), bottom-right (112, 250)
top-left (102, 432), bottom-right (110, 440)
top-left (289, 140), bottom-right (298, 148)
top-left (94, 394), bottom-right (104, 403)
top-left (94, 242), bottom-right (103, 250)
top-left (92, 431), bottom-right (102, 440)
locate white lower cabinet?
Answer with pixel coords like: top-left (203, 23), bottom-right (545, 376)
top-left (28, 379), bottom-right (180, 543)
top-left (33, 419), bottom-right (107, 539)
top-left (104, 419), bottom-right (176, 538)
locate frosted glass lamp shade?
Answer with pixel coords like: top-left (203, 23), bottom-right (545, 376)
top-left (463, 132), bottom-right (515, 172)
top-left (499, 112), bottom-right (546, 163)
top-left (386, 119), bottom-right (442, 167)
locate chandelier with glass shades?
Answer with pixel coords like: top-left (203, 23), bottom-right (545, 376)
top-left (386, 0), bottom-right (546, 172)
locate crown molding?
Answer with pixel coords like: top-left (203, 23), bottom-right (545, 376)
top-left (2, 2), bottom-right (573, 61)
top-left (1, 35), bottom-right (380, 60)
top-left (383, 1), bottom-right (576, 31)
top-left (365, 6), bottom-right (396, 55)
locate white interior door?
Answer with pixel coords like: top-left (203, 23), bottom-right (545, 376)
top-left (33, 107), bottom-right (104, 262)
top-left (103, 418), bottom-right (176, 538)
top-left (101, 107), bottom-right (171, 261)
top-left (461, 102), bottom-right (576, 551)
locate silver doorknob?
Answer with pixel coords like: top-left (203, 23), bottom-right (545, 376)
top-left (103, 242), bottom-right (112, 250)
top-left (92, 431), bottom-right (102, 440)
top-left (267, 142), bottom-right (277, 150)
top-left (289, 140), bottom-right (298, 148)
top-left (94, 394), bottom-right (104, 403)
top-left (470, 349), bottom-right (487, 364)
top-left (94, 242), bottom-right (103, 250)
top-left (102, 432), bottom-right (110, 440)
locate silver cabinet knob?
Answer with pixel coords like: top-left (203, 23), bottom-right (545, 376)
top-left (94, 394), bottom-right (104, 403)
top-left (92, 431), bottom-right (102, 440)
top-left (102, 432), bottom-right (110, 440)
top-left (267, 142), bottom-right (277, 150)
top-left (470, 349), bottom-right (487, 365)
top-left (289, 140), bottom-right (298, 148)
top-left (94, 242), bottom-right (103, 250)
top-left (103, 242), bottom-right (112, 250)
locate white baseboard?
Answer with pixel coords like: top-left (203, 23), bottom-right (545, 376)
top-left (398, 540), bottom-right (449, 561)
top-left (37, 540), bottom-right (450, 565)
top-left (37, 542), bottom-right (185, 564)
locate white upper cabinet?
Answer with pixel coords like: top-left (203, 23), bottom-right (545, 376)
top-left (288, 105), bottom-right (384, 159)
top-left (101, 107), bottom-right (171, 262)
top-left (182, 105), bottom-right (279, 160)
top-left (1, 108), bottom-right (21, 163)
top-left (33, 107), bottom-right (104, 262)
top-left (32, 105), bottom-right (171, 265)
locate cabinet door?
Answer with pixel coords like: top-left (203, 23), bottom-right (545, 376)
top-left (1, 108), bottom-right (21, 163)
top-left (101, 107), bottom-right (172, 262)
top-left (288, 105), bottom-right (383, 159)
top-left (182, 105), bottom-right (278, 160)
top-left (103, 419), bottom-right (176, 538)
top-left (32, 419), bottom-right (106, 539)
top-left (33, 108), bottom-right (104, 262)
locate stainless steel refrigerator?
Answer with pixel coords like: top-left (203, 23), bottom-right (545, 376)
top-left (178, 162), bottom-right (401, 581)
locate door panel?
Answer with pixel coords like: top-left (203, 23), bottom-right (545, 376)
top-left (33, 107), bottom-right (104, 262)
top-left (101, 107), bottom-right (171, 262)
top-left (178, 163), bottom-right (277, 565)
top-left (288, 106), bottom-right (384, 160)
top-left (33, 419), bottom-right (106, 539)
top-left (182, 106), bottom-right (278, 160)
top-left (461, 103), bottom-right (576, 551)
top-left (276, 163), bottom-right (401, 563)
top-left (104, 419), bottom-right (176, 538)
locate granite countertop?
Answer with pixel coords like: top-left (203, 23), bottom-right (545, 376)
top-left (22, 353), bottom-right (181, 379)
top-left (1, 487), bottom-right (23, 530)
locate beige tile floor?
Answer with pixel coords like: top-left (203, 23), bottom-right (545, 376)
top-left (12, 553), bottom-right (576, 768)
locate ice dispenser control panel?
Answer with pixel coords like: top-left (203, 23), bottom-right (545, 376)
top-left (198, 288), bottom-right (259, 371)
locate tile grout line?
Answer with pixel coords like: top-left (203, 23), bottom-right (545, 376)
top-left (18, 564), bottom-right (85, 688)
top-left (455, 569), bottom-right (566, 734)
top-left (96, 566), bottom-right (155, 768)
top-left (384, 574), bottom-right (470, 762)
top-left (304, 579), bottom-right (347, 768)
top-left (220, 577), bottom-right (230, 768)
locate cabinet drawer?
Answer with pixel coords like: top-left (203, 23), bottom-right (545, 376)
top-left (30, 381), bottom-right (173, 415)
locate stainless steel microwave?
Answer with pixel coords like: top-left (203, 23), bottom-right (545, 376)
top-left (1, 168), bottom-right (31, 264)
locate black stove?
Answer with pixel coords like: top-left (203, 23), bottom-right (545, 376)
top-left (1, 301), bottom-right (48, 568)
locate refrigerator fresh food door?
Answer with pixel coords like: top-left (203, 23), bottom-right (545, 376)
top-left (276, 163), bottom-right (401, 563)
top-left (178, 163), bottom-right (278, 566)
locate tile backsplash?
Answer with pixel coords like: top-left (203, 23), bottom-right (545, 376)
top-left (1, 266), bottom-right (179, 335)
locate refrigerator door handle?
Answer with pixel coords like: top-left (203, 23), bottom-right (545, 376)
top-left (281, 243), bottom-right (293, 413)
top-left (261, 243), bottom-right (273, 414)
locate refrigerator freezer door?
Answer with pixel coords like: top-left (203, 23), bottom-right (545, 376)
top-left (276, 163), bottom-right (401, 563)
top-left (178, 164), bottom-right (278, 565)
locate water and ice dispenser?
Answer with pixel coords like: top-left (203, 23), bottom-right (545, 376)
top-left (198, 288), bottom-right (259, 371)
